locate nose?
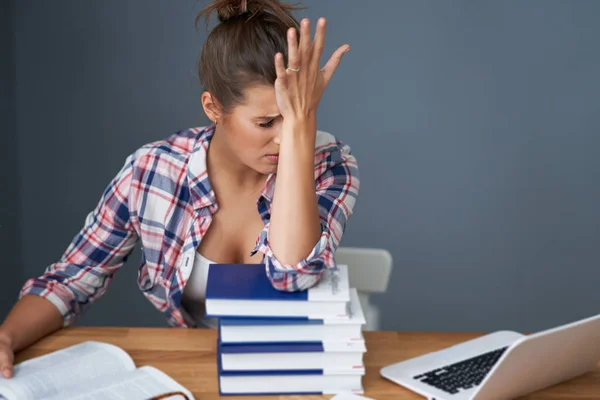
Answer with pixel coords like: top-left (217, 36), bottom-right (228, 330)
top-left (273, 127), bottom-right (281, 145)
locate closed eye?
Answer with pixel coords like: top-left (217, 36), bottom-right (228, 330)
top-left (259, 119), bottom-right (276, 128)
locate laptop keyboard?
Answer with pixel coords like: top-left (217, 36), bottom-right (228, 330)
top-left (413, 346), bottom-right (509, 395)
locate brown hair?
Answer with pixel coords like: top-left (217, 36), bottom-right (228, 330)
top-left (196, 0), bottom-right (303, 114)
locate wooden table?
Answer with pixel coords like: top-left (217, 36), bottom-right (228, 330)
top-left (15, 327), bottom-right (600, 399)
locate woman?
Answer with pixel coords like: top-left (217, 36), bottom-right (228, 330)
top-left (0, 0), bottom-right (358, 378)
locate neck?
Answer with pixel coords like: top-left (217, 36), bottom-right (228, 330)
top-left (207, 126), bottom-right (266, 193)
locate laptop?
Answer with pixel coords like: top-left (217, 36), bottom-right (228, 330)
top-left (380, 313), bottom-right (600, 400)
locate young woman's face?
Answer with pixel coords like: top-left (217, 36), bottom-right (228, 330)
top-left (211, 84), bottom-right (283, 175)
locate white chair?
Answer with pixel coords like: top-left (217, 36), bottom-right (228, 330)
top-left (334, 247), bottom-right (393, 331)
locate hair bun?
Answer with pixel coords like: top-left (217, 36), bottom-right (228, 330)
top-left (215, 0), bottom-right (248, 22)
top-left (197, 0), bottom-right (302, 25)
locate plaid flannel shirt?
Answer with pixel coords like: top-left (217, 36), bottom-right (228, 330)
top-left (19, 125), bottom-right (359, 327)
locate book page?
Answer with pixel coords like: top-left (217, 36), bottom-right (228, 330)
top-left (42, 366), bottom-right (195, 400)
top-left (0, 341), bottom-right (135, 400)
top-left (307, 264), bottom-right (350, 302)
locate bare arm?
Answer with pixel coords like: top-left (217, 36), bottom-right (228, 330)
top-left (269, 117), bottom-right (321, 265)
top-left (0, 295), bottom-right (63, 377)
top-left (269, 17), bottom-right (349, 266)
top-left (1, 295), bottom-right (63, 351)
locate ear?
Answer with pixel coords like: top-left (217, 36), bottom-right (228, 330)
top-left (201, 92), bottom-right (222, 123)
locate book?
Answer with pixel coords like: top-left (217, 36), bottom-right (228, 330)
top-left (205, 264), bottom-right (350, 318)
top-left (0, 341), bottom-right (194, 400)
top-left (218, 368), bottom-right (364, 395)
top-left (219, 288), bottom-right (366, 343)
top-left (218, 340), bottom-right (366, 372)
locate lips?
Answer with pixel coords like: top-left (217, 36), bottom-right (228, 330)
top-left (265, 154), bottom-right (279, 162)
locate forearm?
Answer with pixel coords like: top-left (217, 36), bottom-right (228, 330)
top-left (0, 295), bottom-right (63, 352)
top-left (269, 117), bottom-right (322, 266)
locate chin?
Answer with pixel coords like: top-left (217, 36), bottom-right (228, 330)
top-left (257, 163), bottom-right (278, 175)
top-left (264, 165), bottom-right (278, 174)
top-left (247, 157), bottom-right (279, 175)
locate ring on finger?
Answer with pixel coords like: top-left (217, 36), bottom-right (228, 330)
top-left (286, 67), bottom-right (300, 72)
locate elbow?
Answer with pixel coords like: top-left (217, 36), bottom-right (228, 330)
top-left (268, 233), bottom-right (322, 268)
top-left (267, 244), bottom-right (310, 267)
top-left (265, 257), bottom-right (326, 292)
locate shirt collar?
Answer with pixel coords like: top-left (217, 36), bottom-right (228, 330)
top-left (258, 172), bottom-right (275, 203)
top-left (187, 125), bottom-right (276, 212)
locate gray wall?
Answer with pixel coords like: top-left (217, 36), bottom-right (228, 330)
top-left (0, 0), bottom-right (20, 319)
top-left (8, 0), bottom-right (600, 332)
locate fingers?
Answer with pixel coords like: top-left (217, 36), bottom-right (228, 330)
top-left (299, 18), bottom-right (311, 63)
top-left (311, 18), bottom-right (326, 70)
top-left (274, 52), bottom-right (287, 81)
top-left (0, 351), bottom-right (13, 378)
top-left (286, 27), bottom-right (299, 70)
top-left (320, 44), bottom-right (350, 84)
top-left (275, 53), bottom-right (287, 88)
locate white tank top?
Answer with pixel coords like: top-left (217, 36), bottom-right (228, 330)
top-left (181, 251), bottom-right (219, 329)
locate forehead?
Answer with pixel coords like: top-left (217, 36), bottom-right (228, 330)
top-left (236, 84), bottom-right (278, 115)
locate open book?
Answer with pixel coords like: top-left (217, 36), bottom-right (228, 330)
top-left (0, 341), bottom-right (194, 400)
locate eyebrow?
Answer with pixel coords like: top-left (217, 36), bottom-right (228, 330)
top-left (255, 114), bottom-right (281, 121)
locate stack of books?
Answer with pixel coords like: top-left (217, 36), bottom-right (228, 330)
top-left (205, 263), bottom-right (367, 396)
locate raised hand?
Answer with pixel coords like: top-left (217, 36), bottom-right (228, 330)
top-left (274, 17), bottom-right (350, 123)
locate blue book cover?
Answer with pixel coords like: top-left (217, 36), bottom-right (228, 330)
top-left (218, 340), bottom-right (367, 354)
top-left (219, 341), bottom-right (325, 354)
top-left (219, 316), bottom-right (324, 325)
top-left (216, 353), bottom-right (325, 396)
top-left (220, 368), bottom-right (327, 376)
top-left (217, 354), bottom-right (364, 396)
top-left (205, 263), bottom-right (349, 302)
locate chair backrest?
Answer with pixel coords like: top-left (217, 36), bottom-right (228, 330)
top-left (334, 247), bottom-right (393, 293)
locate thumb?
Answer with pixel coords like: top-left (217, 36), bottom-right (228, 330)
top-left (321, 44), bottom-right (350, 84)
top-left (1, 366), bottom-right (13, 379)
top-left (0, 351), bottom-right (14, 378)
